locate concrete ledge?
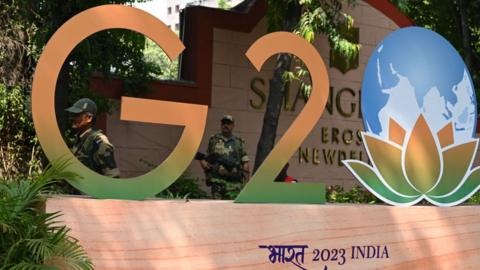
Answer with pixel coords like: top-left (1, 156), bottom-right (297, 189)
top-left (47, 196), bottom-right (480, 270)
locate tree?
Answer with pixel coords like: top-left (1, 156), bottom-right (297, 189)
top-left (0, 1), bottom-right (36, 88)
top-left (253, 0), bottom-right (359, 173)
top-left (144, 38), bottom-right (179, 80)
top-left (0, 1), bottom-right (44, 179)
top-left (0, 85), bottom-right (41, 180)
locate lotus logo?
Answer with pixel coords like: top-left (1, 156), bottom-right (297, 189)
top-left (344, 27), bottom-right (480, 206)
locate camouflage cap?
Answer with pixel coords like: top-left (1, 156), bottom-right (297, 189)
top-left (221, 115), bottom-right (234, 123)
top-left (66, 98), bottom-right (97, 115)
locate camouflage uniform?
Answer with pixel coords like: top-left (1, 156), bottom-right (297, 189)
top-left (206, 133), bottom-right (249, 199)
top-left (71, 128), bottom-right (120, 178)
top-left (66, 98), bottom-right (120, 178)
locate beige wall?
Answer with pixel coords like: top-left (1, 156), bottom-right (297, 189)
top-left (107, 1), bottom-right (401, 188)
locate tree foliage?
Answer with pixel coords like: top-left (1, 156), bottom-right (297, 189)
top-left (0, 1), bottom-right (37, 88)
top-left (0, 85), bottom-right (41, 180)
top-left (286, 0), bottom-right (360, 98)
top-left (143, 39), bottom-right (179, 80)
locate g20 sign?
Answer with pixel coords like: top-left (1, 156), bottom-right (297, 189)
top-left (32, 5), bottom-right (480, 206)
top-left (31, 5), bottom-right (329, 203)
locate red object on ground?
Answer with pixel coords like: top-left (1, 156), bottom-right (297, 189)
top-left (284, 176), bottom-right (298, 183)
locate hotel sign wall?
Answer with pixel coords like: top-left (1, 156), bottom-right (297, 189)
top-left (249, 78), bottom-right (367, 167)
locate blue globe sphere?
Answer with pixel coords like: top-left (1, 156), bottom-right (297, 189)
top-left (362, 27), bottom-right (477, 144)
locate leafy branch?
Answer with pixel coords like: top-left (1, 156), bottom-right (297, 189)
top-left (0, 159), bottom-right (93, 270)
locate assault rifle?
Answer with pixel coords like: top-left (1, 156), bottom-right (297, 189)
top-left (194, 152), bottom-right (239, 171)
top-left (195, 152), bottom-right (249, 183)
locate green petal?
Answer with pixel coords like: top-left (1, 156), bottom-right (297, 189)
top-left (343, 160), bottom-right (421, 206)
top-left (363, 134), bottom-right (420, 196)
top-left (427, 166), bottom-right (480, 206)
top-left (427, 141), bottom-right (477, 197)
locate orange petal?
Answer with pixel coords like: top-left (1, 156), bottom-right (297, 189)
top-left (404, 115), bottom-right (441, 193)
top-left (437, 122), bottom-right (454, 148)
top-left (389, 118), bottom-right (406, 146)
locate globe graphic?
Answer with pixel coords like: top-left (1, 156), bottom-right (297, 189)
top-left (362, 27), bottom-right (477, 144)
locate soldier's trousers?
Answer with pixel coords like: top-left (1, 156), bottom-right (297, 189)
top-left (208, 177), bottom-right (244, 200)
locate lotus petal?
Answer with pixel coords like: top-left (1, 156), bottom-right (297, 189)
top-left (427, 140), bottom-right (477, 197)
top-left (426, 166), bottom-right (480, 206)
top-left (343, 160), bottom-right (421, 205)
top-left (363, 133), bottom-right (419, 197)
top-left (404, 115), bottom-right (441, 193)
top-left (389, 118), bottom-right (406, 146)
top-left (437, 122), bottom-right (454, 148)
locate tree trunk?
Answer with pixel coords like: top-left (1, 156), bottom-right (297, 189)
top-left (455, 0), bottom-right (480, 91)
top-left (456, 0), bottom-right (473, 70)
top-left (253, 1), bottom-right (301, 173)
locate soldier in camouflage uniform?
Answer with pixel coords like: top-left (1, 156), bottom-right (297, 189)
top-left (199, 115), bottom-right (250, 199)
top-left (66, 98), bottom-right (120, 178)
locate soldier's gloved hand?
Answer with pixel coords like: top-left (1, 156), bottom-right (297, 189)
top-left (199, 159), bottom-right (212, 171)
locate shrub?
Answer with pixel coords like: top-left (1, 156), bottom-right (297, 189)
top-left (0, 84), bottom-right (43, 180)
top-left (0, 160), bottom-right (93, 270)
top-left (156, 172), bottom-right (209, 199)
top-left (326, 185), bottom-right (379, 204)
